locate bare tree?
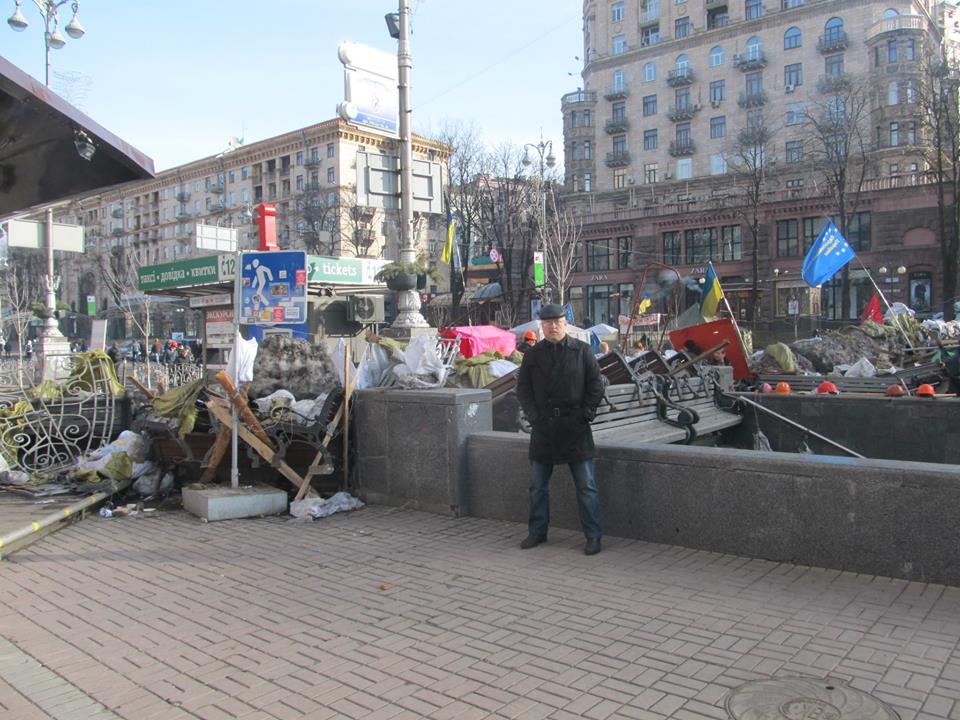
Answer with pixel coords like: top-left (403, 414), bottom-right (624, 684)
top-left (95, 244), bottom-right (156, 382)
top-left (919, 40), bottom-right (960, 320)
top-left (337, 187), bottom-right (383, 258)
top-left (726, 111), bottom-right (777, 326)
top-left (542, 183), bottom-right (583, 305)
top-left (292, 182), bottom-right (337, 255)
top-left (803, 78), bottom-right (875, 319)
top-left (0, 264), bottom-right (34, 362)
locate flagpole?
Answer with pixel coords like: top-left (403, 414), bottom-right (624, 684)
top-left (856, 258), bottom-right (914, 349)
top-left (711, 261), bottom-right (750, 361)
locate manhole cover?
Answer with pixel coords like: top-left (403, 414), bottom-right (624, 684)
top-left (725, 677), bottom-right (900, 720)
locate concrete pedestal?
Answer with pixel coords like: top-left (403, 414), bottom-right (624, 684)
top-left (182, 485), bottom-right (288, 522)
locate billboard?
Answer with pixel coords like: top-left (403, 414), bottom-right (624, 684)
top-left (336, 42), bottom-right (399, 137)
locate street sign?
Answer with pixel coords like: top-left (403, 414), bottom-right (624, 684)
top-left (306, 255), bottom-right (388, 285)
top-left (195, 224), bottom-right (237, 253)
top-left (5, 218), bottom-right (85, 252)
top-left (489, 247), bottom-right (501, 263)
top-left (189, 293), bottom-right (232, 308)
top-left (533, 251), bottom-right (545, 287)
top-left (138, 254), bottom-right (236, 292)
top-left (240, 251), bottom-right (307, 326)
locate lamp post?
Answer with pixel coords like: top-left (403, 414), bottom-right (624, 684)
top-left (522, 138), bottom-right (556, 303)
top-left (7, 0), bottom-right (86, 358)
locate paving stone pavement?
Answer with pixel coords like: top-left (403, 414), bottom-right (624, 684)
top-left (0, 506), bottom-right (959, 720)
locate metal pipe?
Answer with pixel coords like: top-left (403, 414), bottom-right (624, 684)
top-left (0, 477), bottom-right (132, 558)
top-left (734, 393), bottom-right (865, 458)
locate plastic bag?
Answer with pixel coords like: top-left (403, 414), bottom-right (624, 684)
top-left (290, 491), bottom-right (364, 519)
top-left (392, 335), bottom-right (446, 389)
top-left (228, 333), bottom-right (258, 384)
top-left (753, 429), bottom-right (772, 452)
top-left (842, 357), bottom-right (877, 378)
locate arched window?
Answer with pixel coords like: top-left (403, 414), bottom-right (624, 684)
top-left (644, 62), bottom-right (656, 81)
top-left (746, 36), bottom-right (762, 61)
top-left (784, 26), bottom-right (802, 49)
top-left (710, 45), bottom-right (725, 66)
top-left (676, 54), bottom-right (690, 73)
top-left (888, 81), bottom-right (899, 105)
top-left (883, 8), bottom-right (899, 19)
top-left (824, 17), bottom-right (844, 44)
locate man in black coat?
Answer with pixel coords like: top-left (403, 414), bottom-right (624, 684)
top-left (516, 304), bottom-right (606, 555)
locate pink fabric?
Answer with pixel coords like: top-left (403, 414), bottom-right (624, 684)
top-left (443, 326), bottom-right (517, 359)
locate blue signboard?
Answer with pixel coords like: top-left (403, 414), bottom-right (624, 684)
top-left (240, 251), bottom-right (308, 326)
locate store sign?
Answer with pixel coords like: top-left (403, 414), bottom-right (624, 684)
top-left (138, 254), bottom-right (236, 291)
top-left (306, 255), bottom-right (388, 285)
top-left (205, 308), bottom-right (234, 348)
top-left (189, 293), bottom-right (233, 308)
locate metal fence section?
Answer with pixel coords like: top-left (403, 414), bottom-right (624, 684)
top-left (121, 361), bottom-right (204, 390)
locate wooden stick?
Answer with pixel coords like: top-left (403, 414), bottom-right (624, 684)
top-left (129, 377), bottom-right (157, 399)
top-left (200, 426), bottom-right (232, 483)
top-left (342, 345), bottom-right (351, 491)
top-left (667, 340), bottom-right (731, 378)
top-left (213, 370), bottom-right (274, 449)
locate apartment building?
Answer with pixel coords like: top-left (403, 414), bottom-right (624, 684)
top-left (562, 0), bottom-right (958, 326)
top-left (55, 119), bottom-right (449, 332)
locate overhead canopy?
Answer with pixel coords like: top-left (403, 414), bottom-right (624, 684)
top-left (0, 56), bottom-right (155, 217)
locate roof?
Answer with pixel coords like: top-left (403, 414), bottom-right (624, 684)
top-left (0, 56), bottom-right (155, 217)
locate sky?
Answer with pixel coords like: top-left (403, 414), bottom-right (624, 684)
top-left (2, 0), bottom-right (584, 171)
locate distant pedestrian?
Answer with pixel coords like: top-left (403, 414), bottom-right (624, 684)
top-left (24, 339), bottom-right (33, 360)
top-left (106, 343), bottom-right (121, 366)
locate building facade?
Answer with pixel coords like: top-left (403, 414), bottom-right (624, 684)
top-left (53, 119), bottom-right (449, 338)
top-left (562, 0), bottom-right (959, 328)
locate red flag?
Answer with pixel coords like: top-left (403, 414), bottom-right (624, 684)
top-left (860, 293), bottom-right (883, 324)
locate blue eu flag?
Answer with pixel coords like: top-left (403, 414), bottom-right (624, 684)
top-left (801, 220), bottom-right (856, 287)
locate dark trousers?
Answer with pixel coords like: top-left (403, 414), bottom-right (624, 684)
top-left (528, 459), bottom-right (602, 541)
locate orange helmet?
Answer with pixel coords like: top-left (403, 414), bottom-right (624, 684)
top-left (774, 382), bottom-right (792, 394)
top-left (916, 383), bottom-right (936, 397)
top-left (816, 381), bottom-right (839, 395)
top-left (885, 384), bottom-right (906, 397)
top-left (523, 330), bottom-right (537, 342)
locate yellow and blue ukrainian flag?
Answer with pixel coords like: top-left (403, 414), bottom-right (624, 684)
top-left (441, 212), bottom-right (455, 264)
top-left (699, 261), bottom-right (724, 320)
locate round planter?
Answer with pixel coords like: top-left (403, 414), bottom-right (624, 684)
top-left (386, 273), bottom-right (418, 292)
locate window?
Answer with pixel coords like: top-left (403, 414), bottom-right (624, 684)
top-left (888, 81), bottom-right (899, 105)
top-left (746, 71), bottom-right (762, 95)
top-left (889, 122), bottom-right (899, 146)
top-left (676, 122), bottom-right (691, 145)
top-left (612, 34), bottom-right (627, 54)
top-left (676, 158), bottom-right (693, 179)
top-left (586, 239), bottom-right (612, 270)
top-left (644, 62), bottom-right (656, 81)
top-left (644, 162), bottom-right (658, 183)
top-left (663, 231), bottom-right (681, 265)
top-left (785, 140), bottom-right (803, 163)
top-left (889, 163), bottom-right (900, 175)
top-left (162, 188), bottom-right (169, 201)
top-left (643, 95), bottom-right (658, 116)
top-left (326, 143), bottom-right (335, 158)
top-left (241, 166), bottom-right (249, 180)
top-left (241, 188), bottom-right (249, 203)
top-left (710, 80), bottom-right (725, 103)
top-left (746, 0), bottom-right (762, 19)
top-left (710, 116), bottom-right (726, 138)
top-left (784, 63), bottom-right (803, 87)
top-left (675, 86), bottom-right (691, 108)
top-left (746, 36), bottom-right (762, 60)
top-left (785, 102), bottom-right (804, 125)
top-left (641, 25), bottom-right (661, 46)
top-left (612, 101), bottom-right (627, 121)
top-left (195, 180), bottom-right (202, 192)
top-left (722, 225), bottom-right (742, 261)
top-left (904, 80), bottom-right (916, 103)
top-left (777, 219), bottom-right (800, 256)
top-left (675, 17), bottom-right (691, 38)
top-left (583, 173), bottom-right (592, 192)
top-left (784, 26), bottom-right (801, 49)
top-left (825, 53), bottom-right (844, 77)
top-left (685, 228), bottom-right (716, 263)
top-left (295, 151), bottom-right (304, 166)
top-left (617, 237), bottom-right (633, 268)
top-left (583, 109), bottom-right (591, 126)
top-left (675, 54), bottom-right (689, 74)
top-left (803, 217), bottom-right (825, 253)
top-left (571, 111), bottom-right (579, 128)
top-left (824, 17), bottom-right (844, 44)
top-left (613, 135), bottom-right (627, 154)
top-left (888, 39), bottom-right (897, 63)
top-left (612, 69), bottom-right (625, 91)
top-left (614, 168), bottom-right (627, 188)
top-left (228, 170), bottom-right (236, 183)
top-left (611, 0), bottom-right (625, 22)
top-left (310, 147), bottom-right (320, 162)
top-left (571, 141), bottom-right (578, 160)
top-left (583, 140), bottom-right (592, 160)
top-left (327, 167), bottom-right (336, 183)
top-left (905, 38), bottom-right (916, 61)
top-left (711, 154), bottom-right (727, 175)
top-left (905, 121), bottom-right (916, 144)
top-left (783, 0), bottom-right (804, 7)
top-left (644, 129), bottom-right (658, 150)
top-left (710, 45), bottom-right (724, 67)
top-left (847, 212), bottom-right (870, 250)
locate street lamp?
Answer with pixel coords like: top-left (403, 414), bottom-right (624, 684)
top-left (522, 138), bottom-right (556, 303)
top-left (7, 0), bottom-right (86, 359)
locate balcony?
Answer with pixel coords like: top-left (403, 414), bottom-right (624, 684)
top-left (175, 211), bottom-right (192, 222)
top-left (605, 117), bottom-right (630, 134)
top-left (209, 182), bottom-right (225, 194)
top-left (110, 208), bottom-right (123, 218)
top-left (668, 103), bottom-right (701, 121)
top-left (640, 9), bottom-right (659, 24)
top-left (866, 14), bottom-right (924, 42)
top-left (667, 68), bottom-right (694, 87)
top-left (207, 203), bottom-right (226, 214)
top-left (605, 151), bottom-right (631, 167)
top-left (175, 191), bottom-right (190, 202)
top-left (304, 156), bottom-right (322, 167)
top-left (669, 140), bottom-right (696, 157)
top-left (562, 90), bottom-right (597, 105)
top-left (640, 33), bottom-right (661, 48)
top-left (818, 31), bottom-right (849, 54)
top-left (817, 73), bottom-right (851, 93)
top-left (707, 14), bottom-right (729, 29)
top-left (604, 84), bottom-right (629, 101)
top-left (705, 0), bottom-right (726, 7)
top-left (279, 167), bottom-right (291, 176)
top-left (737, 91), bottom-right (768, 108)
top-left (110, 227), bottom-right (124, 237)
top-left (733, 51), bottom-right (766, 71)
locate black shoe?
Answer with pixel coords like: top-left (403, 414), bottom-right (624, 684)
top-left (584, 538), bottom-right (602, 556)
top-left (520, 535), bottom-right (546, 549)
